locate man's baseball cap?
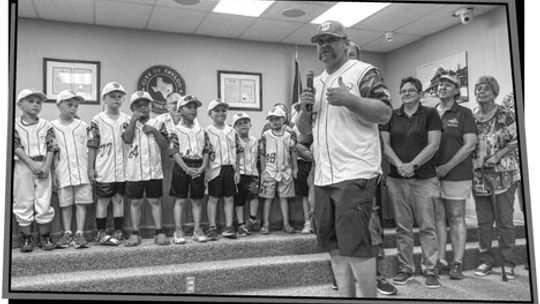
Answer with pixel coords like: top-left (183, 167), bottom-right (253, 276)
top-left (232, 112), bottom-right (251, 127)
top-left (311, 20), bottom-right (348, 43)
top-left (102, 82), bottom-right (127, 99)
top-left (56, 90), bottom-right (85, 104)
top-left (266, 107), bottom-right (286, 119)
top-left (17, 89), bottom-right (47, 103)
top-left (130, 91), bottom-right (153, 108)
top-left (177, 94), bottom-right (202, 110)
top-left (438, 71), bottom-right (460, 87)
top-left (208, 98), bottom-right (229, 112)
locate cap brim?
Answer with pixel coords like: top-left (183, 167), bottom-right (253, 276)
top-left (19, 92), bottom-right (47, 103)
top-left (234, 117), bottom-right (250, 126)
top-left (210, 103), bottom-right (230, 111)
top-left (310, 32), bottom-right (345, 43)
top-left (439, 76), bottom-right (459, 86)
top-left (102, 90), bottom-right (126, 98)
top-left (58, 96), bottom-right (85, 104)
top-left (131, 97), bottom-right (152, 104)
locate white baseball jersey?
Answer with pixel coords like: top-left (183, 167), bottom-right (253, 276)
top-left (205, 124), bottom-right (237, 182)
top-left (51, 119), bottom-right (90, 188)
top-left (260, 128), bottom-right (296, 181)
top-left (169, 122), bottom-right (208, 160)
top-left (237, 136), bottom-right (259, 176)
top-left (124, 118), bottom-right (167, 181)
top-left (312, 59), bottom-right (387, 186)
top-left (14, 117), bottom-right (57, 160)
top-left (87, 112), bottom-right (130, 183)
top-left (155, 112), bottom-right (181, 134)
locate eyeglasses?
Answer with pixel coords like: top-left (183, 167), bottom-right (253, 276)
top-left (399, 88), bottom-right (418, 95)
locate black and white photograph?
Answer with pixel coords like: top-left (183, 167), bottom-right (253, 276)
top-left (2, 0), bottom-right (534, 303)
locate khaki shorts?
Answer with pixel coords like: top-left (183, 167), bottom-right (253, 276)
top-left (440, 180), bottom-right (472, 200)
top-left (58, 184), bottom-right (94, 207)
top-left (259, 171), bottom-right (295, 199)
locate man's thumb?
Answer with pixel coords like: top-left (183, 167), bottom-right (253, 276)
top-left (338, 76), bottom-right (346, 87)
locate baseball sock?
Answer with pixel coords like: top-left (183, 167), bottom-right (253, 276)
top-left (113, 217), bottom-right (124, 231)
top-left (96, 218), bottom-right (107, 231)
top-left (155, 229), bottom-right (163, 235)
top-left (249, 215), bottom-right (256, 223)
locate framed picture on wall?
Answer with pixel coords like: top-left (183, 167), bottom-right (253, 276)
top-left (217, 70), bottom-right (262, 111)
top-left (43, 58), bottom-right (101, 104)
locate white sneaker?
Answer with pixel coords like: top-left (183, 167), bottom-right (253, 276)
top-left (193, 228), bottom-right (208, 243)
top-left (173, 230), bottom-right (186, 245)
top-left (301, 220), bottom-right (312, 234)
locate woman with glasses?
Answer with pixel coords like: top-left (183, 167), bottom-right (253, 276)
top-left (471, 76), bottom-right (520, 279)
top-left (433, 71), bottom-right (478, 280)
top-left (380, 76), bottom-right (442, 288)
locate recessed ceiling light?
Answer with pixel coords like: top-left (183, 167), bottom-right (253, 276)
top-left (174, 0), bottom-right (200, 5)
top-left (213, 0), bottom-right (274, 17)
top-left (282, 8), bottom-right (306, 18)
top-left (311, 2), bottom-right (391, 27)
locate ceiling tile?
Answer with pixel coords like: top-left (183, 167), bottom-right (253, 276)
top-left (240, 19), bottom-right (302, 43)
top-left (354, 3), bottom-right (444, 32)
top-left (398, 4), bottom-right (478, 36)
top-left (360, 32), bottom-right (422, 53)
top-left (347, 28), bottom-right (384, 47)
top-left (18, 0), bottom-right (37, 18)
top-left (34, 0), bottom-right (94, 24)
top-left (260, 1), bottom-right (332, 23)
top-left (147, 6), bottom-right (206, 33)
top-left (155, 0), bottom-right (218, 12)
top-left (110, 0), bottom-right (156, 4)
top-left (280, 23), bottom-right (319, 46)
top-left (195, 13), bottom-right (255, 38)
top-left (95, 0), bottom-right (153, 29)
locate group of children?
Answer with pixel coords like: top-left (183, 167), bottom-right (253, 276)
top-left (13, 82), bottom-right (314, 253)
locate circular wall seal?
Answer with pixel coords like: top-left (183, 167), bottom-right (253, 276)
top-left (137, 65), bottom-right (186, 114)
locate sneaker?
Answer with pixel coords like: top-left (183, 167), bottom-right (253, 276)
top-left (377, 277), bottom-right (397, 295)
top-left (72, 232), bottom-right (89, 249)
top-left (95, 230), bottom-right (119, 246)
top-left (155, 233), bottom-right (170, 245)
top-left (449, 261), bottom-right (464, 280)
top-left (474, 263), bottom-right (493, 277)
top-left (112, 230), bottom-right (124, 243)
top-left (393, 271), bottom-right (413, 285)
top-left (40, 235), bottom-right (55, 251)
top-left (301, 220), bottom-right (313, 234)
top-left (282, 224), bottom-right (296, 234)
top-left (55, 232), bottom-right (73, 249)
top-left (193, 229), bottom-right (208, 243)
top-left (222, 226), bottom-right (237, 239)
top-left (173, 230), bottom-right (186, 245)
top-left (237, 224), bottom-right (250, 237)
top-left (20, 235), bottom-right (33, 253)
top-left (207, 227), bottom-right (219, 241)
top-left (125, 234), bottom-right (141, 247)
top-left (425, 273), bottom-right (440, 288)
top-left (245, 220), bottom-right (255, 233)
top-left (434, 260), bottom-right (449, 275)
top-left (260, 225), bottom-right (270, 235)
top-left (331, 278), bottom-right (338, 290)
top-left (505, 265), bottom-right (516, 280)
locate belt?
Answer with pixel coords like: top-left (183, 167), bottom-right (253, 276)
top-left (29, 155), bottom-right (46, 161)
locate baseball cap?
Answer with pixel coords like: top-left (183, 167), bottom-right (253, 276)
top-left (17, 89), bottom-right (47, 103)
top-left (207, 98), bottom-right (229, 112)
top-left (56, 90), bottom-right (85, 104)
top-left (438, 71), bottom-right (460, 87)
top-left (232, 112), bottom-right (251, 127)
top-left (177, 94), bottom-right (202, 110)
top-left (266, 107), bottom-right (286, 119)
top-left (130, 91), bottom-right (153, 108)
top-left (311, 20), bottom-right (348, 43)
top-left (101, 82), bottom-right (126, 99)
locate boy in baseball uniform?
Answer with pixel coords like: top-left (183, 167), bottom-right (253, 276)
top-left (169, 95), bottom-right (209, 244)
top-left (52, 90), bottom-right (92, 249)
top-left (87, 82), bottom-right (130, 246)
top-left (13, 89), bottom-right (59, 252)
top-left (123, 91), bottom-right (170, 246)
top-left (259, 106), bottom-right (298, 234)
top-left (205, 98), bottom-right (239, 240)
top-left (232, 112), bottom-right (259, 236)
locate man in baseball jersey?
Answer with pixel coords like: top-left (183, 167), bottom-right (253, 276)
top-left (295, 20), bottom-right (392, 297)
top-left (87, 82), bottom-right (130, 246)
top-left (13, 89), bottom-right (59, 252)
top-left (123, 91), bottom-right (170, 246)
top-left (52, 90), bottom-right (93, 249)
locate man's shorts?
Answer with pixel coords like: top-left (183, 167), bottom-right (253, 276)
top-left (295, 159), bottom-right (312, 197)
top-left (234, 175), bottom-right (259, 206)
top-left (314, 177), bottom-right (378, 258)
top-left (440, 180), bottom-right (472, 200)
top-left (259, 171), bottom-right (295, 199)
top-left (95, 182), bottom-right (126, 198)
top-left (58, 184), bottom-right (94, 207)
top-left (125, 179), bottom-right (163, 199)
top-left (208, 165), bottom-right (236, 198)
top-left (170, 159), bottom-right (205, 199)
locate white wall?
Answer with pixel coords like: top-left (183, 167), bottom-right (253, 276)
top-left (385, 7), bottom-right (513, 110)
top-left (16, 18), bottom-right (385, 136)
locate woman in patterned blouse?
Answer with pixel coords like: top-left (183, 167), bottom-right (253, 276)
top-left (471, 76), bottom-right (521, 279)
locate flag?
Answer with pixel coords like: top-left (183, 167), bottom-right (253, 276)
top-left (292, 57), bottom-right (302, 105)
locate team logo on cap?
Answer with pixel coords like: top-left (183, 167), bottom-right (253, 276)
top-left (137, 91), bottom-right (145, 97)
top-left (113, 83), bottom-right (120, 89)
top-left (137, 65), bottom-right (186, 114)
top-left (320, 22), bottom-right (331, 31)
